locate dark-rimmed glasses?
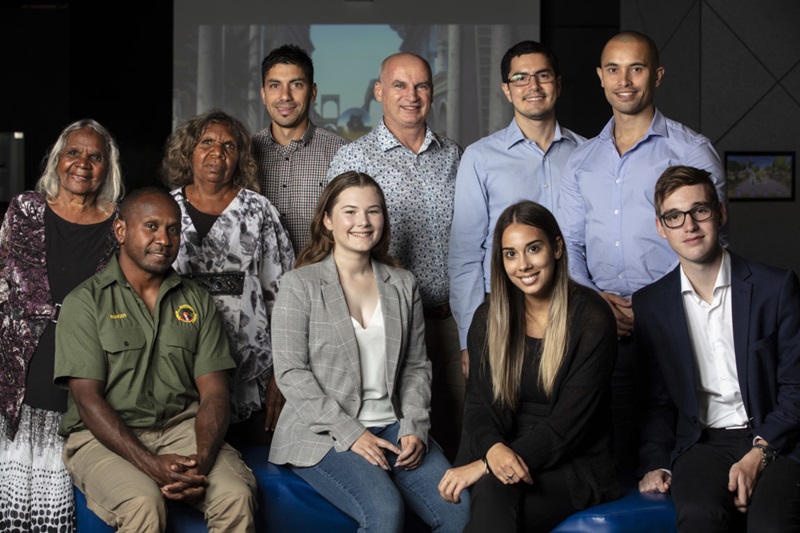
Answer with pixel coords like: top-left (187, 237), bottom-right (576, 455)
top-left (659, 203), bottom-right (716, 229)
top-left (507, 71), bottom-right (555, 87)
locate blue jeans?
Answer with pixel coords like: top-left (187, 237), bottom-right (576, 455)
top-left (291, 422), bottom-right (470, 533)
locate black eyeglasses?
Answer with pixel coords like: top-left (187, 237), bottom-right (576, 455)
top-left (659, 203), bottom-right (716, 229)
top-left (507, 71), bottom-right (556, 87)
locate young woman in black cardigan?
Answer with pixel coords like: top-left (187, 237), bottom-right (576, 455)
top-left (438, 201), bottom-right (622, 531)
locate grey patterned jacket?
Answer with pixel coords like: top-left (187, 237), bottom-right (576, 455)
top-left (268, 253), bottom-right (432, 467)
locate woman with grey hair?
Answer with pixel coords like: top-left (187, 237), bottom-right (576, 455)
top-left (0, 119), bottom-right (123, 531)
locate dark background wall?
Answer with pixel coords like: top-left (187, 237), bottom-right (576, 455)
top-left (0, 0), bottom-right (616, 195)
top-left (10, 2), bottom-right (794, 274)
top-left (1, 2), bottom-right (174, 194)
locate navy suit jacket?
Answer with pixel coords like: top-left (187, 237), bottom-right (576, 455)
top-left (633, 251), bottom-right (800, 474)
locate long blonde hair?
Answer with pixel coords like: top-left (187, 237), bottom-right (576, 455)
top-left (295, 171), bottom-right (398, 268)
top-left (487, 201), bottom-right (570, 408)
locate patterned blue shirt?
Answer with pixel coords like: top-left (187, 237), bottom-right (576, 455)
top-left (558, 109), bottom-right (726, 298)
top-left (448, 119), bottom-right (586, 348)
top-left (328, 120), bottom-right (462, 307)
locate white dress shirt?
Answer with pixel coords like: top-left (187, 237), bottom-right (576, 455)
top-left (680, 250), bottom-right (749, 429)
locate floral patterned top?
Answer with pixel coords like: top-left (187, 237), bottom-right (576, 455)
top-left (0, 191), bottom-right (117, 439)
top-left (171, 188), bottom-right (295, 423)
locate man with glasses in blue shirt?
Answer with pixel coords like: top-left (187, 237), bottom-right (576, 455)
top-left (449, 40), bottom-right (585, 381)
top-left (635, 165), bottom-right (800, 531)
top-left (557, 31), bottom-right (726, 483)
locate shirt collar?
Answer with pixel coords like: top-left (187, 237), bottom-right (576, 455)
top-left (98, 253), bottom-right (182, 292)
top-left (599, 107), bottom-right (667, 145)
top-left (504, 118), bottom-right (575, 150)
top-left (376, 119), bottom-right (440, 154)
top-left (680, 248), bottom-right (731, 298)
top-left (265, 122), bottom-right (315, 146)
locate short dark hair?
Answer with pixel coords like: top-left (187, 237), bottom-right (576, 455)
top-left (654, 166), bottom-right (719, 215)
top-left (501, 40), bottom-right (560, 83)
top-left (261, 44), bottom-right (314, 87)
top-left (119, 186), bottom-right (175, 221)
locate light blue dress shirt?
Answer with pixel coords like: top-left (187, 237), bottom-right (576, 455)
top-left (448, 119), bottom-right (586, 348)
top-left (558, 109), bottom-right (726, 299)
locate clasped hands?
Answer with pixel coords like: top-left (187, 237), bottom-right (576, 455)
top-left (438, 442), bottom-right (532, 504)
top-left (146, 453), bottom-right (210, 502)
top-left (350, 430), bottom-right (425, 471)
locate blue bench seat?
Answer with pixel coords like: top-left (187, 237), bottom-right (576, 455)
top-left (74, 446), bottom-right (676, 532)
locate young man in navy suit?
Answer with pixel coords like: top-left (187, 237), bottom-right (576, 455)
top-left (634, 165), bottom-right (800, 532)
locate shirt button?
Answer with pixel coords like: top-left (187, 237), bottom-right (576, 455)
top-left (615, 178), bottom-right (621, 184)
top-left (618, 274), bottom-right (623, 279)
top-left (544, 183), bottom-right (550, 188)
top-left (614, 209), bottom-right (619, 215)
top-left (615, 241), bottom-right (620, 247)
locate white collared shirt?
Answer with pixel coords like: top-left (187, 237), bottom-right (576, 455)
top-left (680, 250), bottom-right (749, 429)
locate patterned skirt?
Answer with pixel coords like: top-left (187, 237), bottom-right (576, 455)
top-left (0, 405), bottom-right (74, 532)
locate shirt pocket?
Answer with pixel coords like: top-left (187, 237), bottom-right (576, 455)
top-left (99, 327), bottom-right (147, 384)
top-left (158, 326), bottom-right (199, 379)
top-left (99, 327), bottom-right (146, 354)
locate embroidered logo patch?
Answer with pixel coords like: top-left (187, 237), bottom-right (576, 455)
top-left (109, 313), bottom-right (127, 319)
top-left (175, 304), bottom-right (197, 323)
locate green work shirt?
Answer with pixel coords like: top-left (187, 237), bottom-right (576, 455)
top-left (55, 254), bottom-right (235, 436)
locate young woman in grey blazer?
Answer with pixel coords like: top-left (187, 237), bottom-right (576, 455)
top-left (270, 171), bottom-right (469, 532)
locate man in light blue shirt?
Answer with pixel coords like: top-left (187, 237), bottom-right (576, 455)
top-left (557, 31), bottom-right (725, 484)
top-left (449, 41), bottom-right (585, 376)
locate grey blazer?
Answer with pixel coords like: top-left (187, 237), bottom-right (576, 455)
top-left (268, 253), bottom-right (432, 467)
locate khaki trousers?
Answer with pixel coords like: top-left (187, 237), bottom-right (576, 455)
top-left (63, 405), bottom-right (257, 533)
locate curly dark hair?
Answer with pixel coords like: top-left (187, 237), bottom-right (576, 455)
top-left (159, 109), bottom-right (259, 193)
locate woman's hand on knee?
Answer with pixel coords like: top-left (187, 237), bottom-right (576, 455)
top-left (438, 460), bottom-right (484, 503)
top-left (350, 430), bottom-right (401, 471)
top-left (486, 443), bottom-right (532, 485)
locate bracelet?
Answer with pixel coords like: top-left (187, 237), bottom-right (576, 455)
top-left (753, 443), bottom-right (776, 467)
top-left (481, 455), bottom-right (493, 476)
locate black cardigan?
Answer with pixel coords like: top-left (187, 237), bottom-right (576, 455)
top-left (463, 283), bottom-right (622, 509)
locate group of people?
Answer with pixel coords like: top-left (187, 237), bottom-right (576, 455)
top-left (0, 28), bottom-right (798, 533)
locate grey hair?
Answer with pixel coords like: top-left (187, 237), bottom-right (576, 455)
top-left (35, 119), bottom-right (124, 208)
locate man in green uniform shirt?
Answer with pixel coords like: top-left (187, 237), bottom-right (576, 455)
top-left (54, 187), bottom-right (256, 532)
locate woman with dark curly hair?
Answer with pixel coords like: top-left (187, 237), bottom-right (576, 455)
top-left (160, 109), bottom-right (294, 438)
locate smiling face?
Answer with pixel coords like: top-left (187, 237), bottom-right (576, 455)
top-left (656, 184), bottom-right (725, 267)
top-left (262, 62), bottom-right (316, 136)
top-left (191, 122), bottom-right (239, 187)
top-left (56, 127), bottom-right (109, 200)
top-left (597, 38), bottom-right (664, 117)
top-left (374, 54), bottom-right (433, 133)
top-left (501, 222), bottom-right (563, 304)
top-left (502, 52), bottom-right (561, 123)
top-left (115, 192), bottom-right (181, 277)
top-left (323, 185), bottom-right (384, 257)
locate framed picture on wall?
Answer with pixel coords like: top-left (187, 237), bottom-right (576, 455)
top-left (725, 151), bottom-right (795, 201)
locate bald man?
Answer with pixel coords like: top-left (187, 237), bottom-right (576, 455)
top-left (327, 53), bottom-right (464, 461)
top-left (557, 31), bottom-right (726, 483)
